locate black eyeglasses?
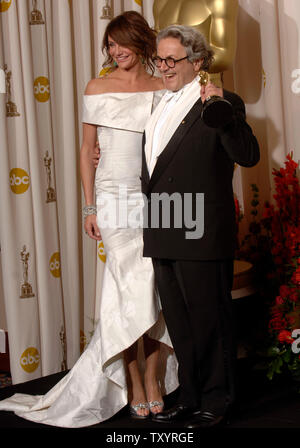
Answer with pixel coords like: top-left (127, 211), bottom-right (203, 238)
top-left (153, 56), bottom-right (189, 68)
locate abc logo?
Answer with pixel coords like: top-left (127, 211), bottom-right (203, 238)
top-left (292, 329), bottom-right (300, 354)
top-left (20, 347), bottom-right (40, 373)
top-left (99, 67), bottom-right (113, 78)
top-left (49, 252), bottom-right (61, 277)
top-left (98, 241), bottom-right (106, 263)
top-left (10, 168), bottom-right (30, 194)
top-left (34, 76), bottom-right (50, 102)
top-left (0, 0), bottom-right (12, 13)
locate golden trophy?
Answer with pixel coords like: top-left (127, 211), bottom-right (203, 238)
top-left (20, 246), bottom-right (35, 299)
top-left (100, 0), bottom-right (113, 20)
top-left (153, 0), bottom-right (238, 127)
top-left (44, 151), bottom-right (56, 203)
top-left (4, 65), bottom-right (20, 117)
top-left (30, 0), bottom-right (45, 25)
top-left (198, 71), bottom-right (233, 128)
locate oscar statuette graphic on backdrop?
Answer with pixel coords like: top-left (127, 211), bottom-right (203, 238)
top-left (4, 64), bottom-right (20, 117)
top-left (44, 151), bottom-right (56, 203)
top-left (100, 0), bottom-right (113, 20)
top-left (20, 246), bottom-right (35, 299)
top-left (29, 0), bottom-right (44, 25)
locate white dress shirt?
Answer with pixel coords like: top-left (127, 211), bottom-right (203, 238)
top-left (149, 76), bottom-right (200, 175)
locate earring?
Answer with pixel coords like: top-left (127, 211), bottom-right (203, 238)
top-left (113, 61), bottom-right (118, 67)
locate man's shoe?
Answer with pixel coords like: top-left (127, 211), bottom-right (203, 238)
top-left (185, 410), bottom-right (229, 429)
top-left (151, 404), bottom-right (198, 423)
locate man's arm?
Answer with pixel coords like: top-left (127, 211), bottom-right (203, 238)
top-left (218, 92), bottom-right (260, 167)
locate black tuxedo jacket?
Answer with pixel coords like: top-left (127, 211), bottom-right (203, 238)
top-left (141, 90), bottom-right (260, 260)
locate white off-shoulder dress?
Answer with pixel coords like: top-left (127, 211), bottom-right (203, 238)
top-left (0, 91), bottom-right (178, 428)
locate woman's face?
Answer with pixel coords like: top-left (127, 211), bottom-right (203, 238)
top-left (108, 35), bottom-right (139, 68)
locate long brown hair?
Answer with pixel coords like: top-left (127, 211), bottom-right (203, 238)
top-left (102, 11), bottom-right (157, 73)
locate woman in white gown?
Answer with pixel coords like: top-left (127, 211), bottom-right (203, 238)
top-left (0, 11), bottom-right (178, 428)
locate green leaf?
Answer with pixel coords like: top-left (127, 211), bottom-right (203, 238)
top-left (267, 346), bottom-right (280, 357)
top-left (283, 349), bottom-right (291, 363)
top-left (275, 357), bottom-right (283, 374)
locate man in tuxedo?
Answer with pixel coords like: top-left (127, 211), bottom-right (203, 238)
top-left (141, 25), bottom-right (260, 428)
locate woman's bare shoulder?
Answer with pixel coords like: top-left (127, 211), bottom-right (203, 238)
top-left (84, 77), bottom-right (116, 95)
top-left (84, 74), bottom-right (164, 95)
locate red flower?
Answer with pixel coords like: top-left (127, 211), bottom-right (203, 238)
top-left (242, 154), bottom-right (300, 364)
top-left (292, 271), bottom-right (299, 285)
top-left (289, 290), bottom-right (299, 303)
top-left (286, 315), bottom-right (296, 326)
top-left (296, 266), bottom-right (300, 284)
top-left (269, 312), bottom-right (286, 331)
top-left (279, 285), bottom-right (291, 299)
top-left (278, 330), bottom-right (294, 344)
top-left (275, 295), bottom-right (285, 305)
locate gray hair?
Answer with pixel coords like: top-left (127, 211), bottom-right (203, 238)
top-left (157, 25), bottom-right (214, 71)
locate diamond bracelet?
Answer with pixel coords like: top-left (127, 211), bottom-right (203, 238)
top-left (83, 205), bottom-right (97, 220)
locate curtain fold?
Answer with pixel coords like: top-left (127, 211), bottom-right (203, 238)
top-left (233, 0), bottom-right (300, 235)
top-left (46, 0), bottom-right (81, 368)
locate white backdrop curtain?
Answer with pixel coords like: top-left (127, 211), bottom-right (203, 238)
top-left (233, 0), bottom-right (300, 235)
top-left (0, 0), bottom-right (299, 385)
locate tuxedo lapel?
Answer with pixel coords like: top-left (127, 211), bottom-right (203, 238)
top-left (148, 98), bottom-right (203, 192)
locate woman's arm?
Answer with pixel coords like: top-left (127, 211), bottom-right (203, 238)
top-left (80, 122), bottom-right (97, 205)
top-left (80, 122), bottom-right (101, 240)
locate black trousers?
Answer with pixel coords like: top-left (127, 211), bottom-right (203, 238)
top-left (152, 258), bottom-right (236, 414)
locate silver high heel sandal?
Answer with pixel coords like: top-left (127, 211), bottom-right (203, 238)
top-left (129, 402), bottom-right (150, 420)
top-left (148, 400), bottom-right (164, 416)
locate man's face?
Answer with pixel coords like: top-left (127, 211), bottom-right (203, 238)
top-left (156, 37), bottom-right (201, 91)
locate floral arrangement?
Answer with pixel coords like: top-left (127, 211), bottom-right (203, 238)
top-left (236, 153), bottom-right (300, 382)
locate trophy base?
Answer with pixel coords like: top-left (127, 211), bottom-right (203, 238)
top-left (6, 101), bottom-right (20, 117)
top-left (100, 7), bottom-right (113, 20)
top-left (20, 283), bottom-right (35, 299)
top-left (201, 96), bottom-right (233, 128)
top-left (30, 11), bottom-right (45, 25)
top-left (46, 188), bottom-right (56, 203)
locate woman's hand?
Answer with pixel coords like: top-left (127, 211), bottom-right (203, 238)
top-left (84, 214), bottom-right (102, 241)
top-left (93, 141), bottom-right (100, 169)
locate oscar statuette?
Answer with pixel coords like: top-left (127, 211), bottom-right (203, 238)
top-left (199, 71), bottom-right (233, 128)
top-left (30, 0), bottom-right (45, 25)
top-left (20, 246), bottom-right (35, 299)
top-left (100, 0), bottom-right (113, 20)
top-left (44, 151), bottom-right (56, 203)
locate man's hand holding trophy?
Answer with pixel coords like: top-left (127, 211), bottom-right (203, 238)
top-left (199, 71), bottom-right (233, 128)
